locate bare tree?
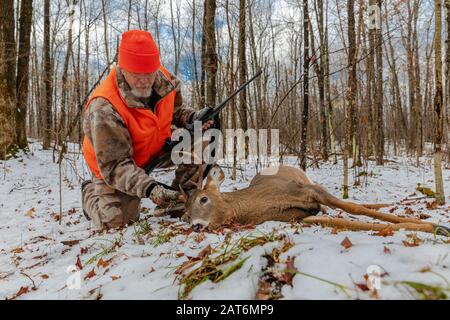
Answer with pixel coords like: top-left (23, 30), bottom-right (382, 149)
top-left (0, 0), bottom-right (16, 158)
top-left (15, 0), bottom-right (33, 149)
top-left (58, 0), bottom-right (76, 145)
top-left (238, 0), bottom-right (248, 130)
top-left (202, 0), bottom-right (217, 106)
top-left (375, 0), bottom-right (384, 165)
top-left (101, 0), bottom-right (110, 65)
top-left (434, 0), bottom-right (446, 205)
top-left (344, 0), bottom-right (357, 198)
top-left (300, 0), bottom-right (310, 171)
top-left (42, 0), bottom-right (53, 150)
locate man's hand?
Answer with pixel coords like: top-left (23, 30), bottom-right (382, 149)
top-left (202, 119), bottom-right (214, 130)
top-left (192, 107), bottom-right (215, 130)
top-left (148, 184), bottom-right (183, 207)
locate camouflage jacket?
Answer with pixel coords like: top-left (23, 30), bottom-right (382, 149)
top-left (82, 66), bottom-right (196, 198)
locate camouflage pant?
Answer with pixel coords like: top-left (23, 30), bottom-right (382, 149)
top-left (82, 161), bottom-right (208, 229)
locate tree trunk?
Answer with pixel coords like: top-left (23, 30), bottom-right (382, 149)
top-left (375, 0), bottom-right (384, 165)
top-left (344, 0), bottom-right (357, 198)
top-left (202, 0), bottom-right (217, 107)
top-left (15, 0), bottom-right (33, 149)
top-left (0, 0), bottom-right (16, 158)
top-left (237, 0), bottom-right (248, 130)
top-left (300, 0), bottom-right (310, 171)
top-left (434, 0), bottom-right (446, 205)
top-left (58, 0), bottom-right (76, 145)
top-left (101, 0), bottom-right (110, 65)
top-left (312, 0), bottom-right (328, 161)
top-left (42, 0), bottom-right (53, 150)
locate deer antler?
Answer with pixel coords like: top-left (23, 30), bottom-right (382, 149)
top-left (179, 184), bottom-right (188, 202)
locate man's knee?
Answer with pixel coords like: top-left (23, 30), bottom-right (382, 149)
top-left (99, 192), bottom-right (141, 228)
top-left (83, 180), bottom-right (141, 228)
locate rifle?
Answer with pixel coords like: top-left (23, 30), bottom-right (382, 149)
top-left (144, 69), bottom-right (262, 174)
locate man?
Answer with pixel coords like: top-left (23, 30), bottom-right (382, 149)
top-left (81, 30), bottom-right (213, 229)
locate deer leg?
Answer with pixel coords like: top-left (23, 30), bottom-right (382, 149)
top-left (304, 184), bottom-right (431, 225)
top-left (302, 217), bottom-right (450, 236)
top-left (362, 203), bottom-right (392, 210)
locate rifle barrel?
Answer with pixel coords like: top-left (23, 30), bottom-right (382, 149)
top-left (205, 69), bottom-right (262, 119)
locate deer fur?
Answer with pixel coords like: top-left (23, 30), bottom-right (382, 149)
top-left (182, 165), bottom-right (450, 236)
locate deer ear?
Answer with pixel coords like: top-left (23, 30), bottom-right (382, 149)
top-left (205, 165), bottom-right (225, 191)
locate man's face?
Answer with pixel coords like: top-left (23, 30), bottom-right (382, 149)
top-left (122, 69), bottom-right (157, 98)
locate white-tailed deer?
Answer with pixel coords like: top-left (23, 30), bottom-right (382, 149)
top-left (178, 165), bottom-right (450, 236)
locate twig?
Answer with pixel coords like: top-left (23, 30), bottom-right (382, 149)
top-left (20, 271), bottom-right (36, 290)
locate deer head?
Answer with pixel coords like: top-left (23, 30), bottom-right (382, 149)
top-left (182, 165), bottom-right (232, 232)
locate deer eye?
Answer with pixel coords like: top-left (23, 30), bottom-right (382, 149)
top-left (200, 196), bottom-right (208, 204)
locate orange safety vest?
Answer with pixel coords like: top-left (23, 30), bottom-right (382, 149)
top-left (82, 66), bottom-right (176, 179)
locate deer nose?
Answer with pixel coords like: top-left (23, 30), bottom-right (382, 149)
top-left (192, 224), bottom-right (203, 232)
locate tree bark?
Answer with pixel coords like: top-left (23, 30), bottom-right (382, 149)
top-left (344, 0), bottom-right (357, 198)
top-left (42, 0), bottom-right (53, 149)
top-left (375, 0), bottom-right (384, 165)
top-left (15, 0), bottom-right (33, 149)
top-left (58, 0), bottom-right (76, 145)
top-left (237, 0), bottom-right (248, 130)
top-left (434, 0), bottom-right (446, 205)
top-left (0, 0), bottom-right (16, 158)
top-left (202, 0), bottom-right (217, 107)
top-left (300, 0), bottom-right (310, 171)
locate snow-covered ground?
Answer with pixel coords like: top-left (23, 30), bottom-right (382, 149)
top-left (0, 140), bottom-right (449, 300)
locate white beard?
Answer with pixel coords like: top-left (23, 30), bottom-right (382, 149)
top-left (131, 88), bottom-right (152, 98)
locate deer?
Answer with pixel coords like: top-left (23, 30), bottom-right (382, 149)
top-left (170, 164), bottom-right (450, 236)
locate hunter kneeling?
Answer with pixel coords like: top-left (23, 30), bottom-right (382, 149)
top-left (81, 30), bottom-right (213, 229)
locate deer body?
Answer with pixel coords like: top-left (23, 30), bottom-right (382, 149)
top-left (221, 166), bottom-right (323, 225)
top-left (183, 165), bottom-right (450, 236)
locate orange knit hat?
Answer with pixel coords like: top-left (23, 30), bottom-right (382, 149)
top-left (118, 30), bottom-right (160, 73)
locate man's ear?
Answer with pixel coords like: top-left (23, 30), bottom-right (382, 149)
top-left (205, 165), bottom-right (225, 191)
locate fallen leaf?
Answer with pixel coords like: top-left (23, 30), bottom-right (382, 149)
top-left (13, 286), bottom-right (29, 299)
top-left (388, 206), bottom-right (398, 213)
top-left (197, 244), bottom-right (212, 259)
top-left (425, 201), bottom-right (438, 210)
top-left (283, 256), bottom-right (298, 286)
top-left (175, 252), bottom-right (185, 258)
top-left (402, 240), bottom-right (420, 247)
top-left (372, 227), bottom-right (394, 237)
top-left (11, 247), bottom-right (24, 254)
top-left (419, 213), bottom-right (431, 220)
top-left (371, 289), bottom-right (379, 299)
top-left (383, 246), bottom-right (391, 254)
top-left (355, 283), bottom-right (370, 292)
top-left (110, 276), bottom-right (121, 281)
top-left (75, 256), bottom-right (83, 270)
top-left (420, 266), bottom-right (431, 273)
top-left (25, 208), bottom-right (36, 218)
top-left (61, 240), bottom-right (80, 246)
top-left (255, 280), bottom-right (271, 300)
top-left (80, 247), bottom-right (88, 255)
top-left (340, 236), bottom-right (353, 249)
top-left (97, 258), bottom-right (110, 269)
top-left (84, 268), bottom-right (96, 280)
top-left (41, 274), bottom-right (49, 279)
top-left (331, 227), bottom-right (339, 235)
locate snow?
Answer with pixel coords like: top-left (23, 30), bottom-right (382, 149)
top-left (0, 140), bottom-right (449, 300)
